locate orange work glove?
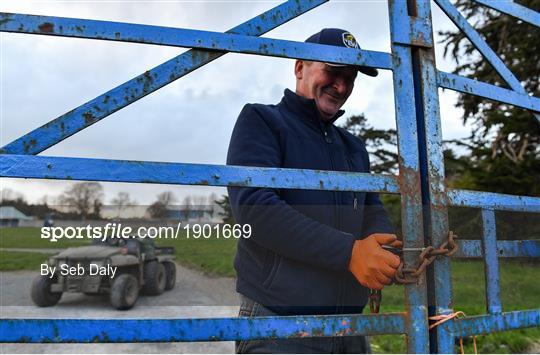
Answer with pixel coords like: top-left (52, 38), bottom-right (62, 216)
top-left (348, 234), bottom-right (402, 290)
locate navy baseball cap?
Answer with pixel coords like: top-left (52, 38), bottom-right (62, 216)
top-left (305, 28), bottom-right (378, 77)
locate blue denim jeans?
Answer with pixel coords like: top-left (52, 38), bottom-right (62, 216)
top-left (235, 295), bottom-right (372, 354)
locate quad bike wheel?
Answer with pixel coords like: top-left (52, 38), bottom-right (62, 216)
top-left (142, 260), bottom-right (166, 295)
top-left (110, 273), bottom-right (139, 310)
top-left (31, 275), bottom-right (62, 307)
top-left (163, 261), bottom-right (176, 291)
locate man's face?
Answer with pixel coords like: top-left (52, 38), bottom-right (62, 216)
top-left (295, 61), bottom-right (357, 121)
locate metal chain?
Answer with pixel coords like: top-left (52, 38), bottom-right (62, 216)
top-left (395, 231), bottom-right (459, 284)
top-left (369, 289), bottom-right (381, 313)
top-left (369, 231), bottom-right (459, 313)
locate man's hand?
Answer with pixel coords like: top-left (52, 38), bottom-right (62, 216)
top-left (348, 234), bottom-right (402, 290)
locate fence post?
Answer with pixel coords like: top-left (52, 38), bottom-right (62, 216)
top-left (388, 0), bottom-right (430, 352)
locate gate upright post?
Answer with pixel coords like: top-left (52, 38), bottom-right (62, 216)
top-left (407, 0), bottom-right (455, 353)
top-left (388, 1), bottom-right (430, 352)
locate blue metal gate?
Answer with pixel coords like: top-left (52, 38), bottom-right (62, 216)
top-left (1, 0), bottom-right (539, 353)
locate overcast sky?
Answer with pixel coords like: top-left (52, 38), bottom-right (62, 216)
top-left (0, 0), bottom-right (470, 205)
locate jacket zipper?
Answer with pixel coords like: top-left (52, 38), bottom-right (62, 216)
top-left (321, 124), bottom-right (340, 230)
top-left (319, 124), bottom-right (337, 209)
top-left (321, 123), bottom-right (345, 313)
top-left (346, 157), bottom-right (358, 210)
top-left (323, 129), bottom-right (332, 144)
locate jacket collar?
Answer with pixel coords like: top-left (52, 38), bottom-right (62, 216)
top-left (280, 89), bottom-right (345, 126)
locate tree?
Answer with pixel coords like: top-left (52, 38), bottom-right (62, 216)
top-left (58, 182), bottom-right (104, 219)
top-left (190, 195), bottom-right (206, 221)
top-left (192, 195), bottom-right (206, 207)
top-left (207, 192), bottom-right (218, 218)
top-left (181, 196), bottom-right (192, 221)
top-left (146, 191), bottom-right (176, 219)
top-left (439, 0), bottom-right (540, 197)
top-left (340, 114), bottom-right (399, 174)
top-left (38, 195), bottom-right (49, 206)
top-left (0, 188), bottom-right (24, 203)
top-left (215, 195), bottom-right (235, 225)
top-left (110, 192), bottom-right (136, 218)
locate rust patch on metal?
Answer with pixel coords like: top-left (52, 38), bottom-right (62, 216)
top-left (334, 328), bottom-right (353, 337)
top-left (142, 71), bottom-right (154, 93)
top-left (83, 112), bottom-right (96, 125)
top-left (430, 175), bottom-right (450, 207)
top-left (398, 166), bottom-right (422, 203)
top-left (227, 177), bottom-right (252, 187)
top-left (15, 335), bottom-right (33, 343)
top-left (38, 22), bottom-right (54, 33)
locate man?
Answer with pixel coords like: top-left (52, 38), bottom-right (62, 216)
top-left (227, 28), bottom-right (401, 353)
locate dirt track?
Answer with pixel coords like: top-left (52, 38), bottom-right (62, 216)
top-left (0, 263), bottom-right (239, 353)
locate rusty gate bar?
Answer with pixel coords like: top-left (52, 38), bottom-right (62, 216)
top-left (472, 0), bottom-right (540, 27)
top-left (0, 14), bottom-right (393, 70)
top-left (434, 0), bottom-right (524, 90)
top-left (455, 240), bottom-right (540, 258)
top-left (0, 314), bottom-right (406, 343)
top-left (0, 0), bottom-right (328, 156)
top-left (400, 0), bottom-right (455, 352)
top-left (447, 189), bottom-right (540, 212)
top-left (434, 0), bottom-right (540, 122)
top-left (0, 154), bottom-right (400, 193)
top-left (388, 0), bottom-right (429, 352)
top-left (0, 0), bottom-right (539, 352)
top-left (436, 71), bottom-right (540, 112)
top-left (438, 310), bottom-right (540, 337)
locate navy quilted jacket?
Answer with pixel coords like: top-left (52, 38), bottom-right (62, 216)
top-left (227, 89), bottom-right (394, 315)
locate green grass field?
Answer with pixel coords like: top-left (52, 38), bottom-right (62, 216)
top-left (0, 227), bottom-right (91, 249)
top-left (370, 261), bottom-right (540, 353)
top-left (1, 227), bottom-right (538, 352)
top-left (0, 250), bottom-right (55, 271)
top-left (158, 236), bottom-right (238, 277)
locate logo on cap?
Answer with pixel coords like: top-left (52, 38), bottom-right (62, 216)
top-left (342, 32), bottom-right (359, 49)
